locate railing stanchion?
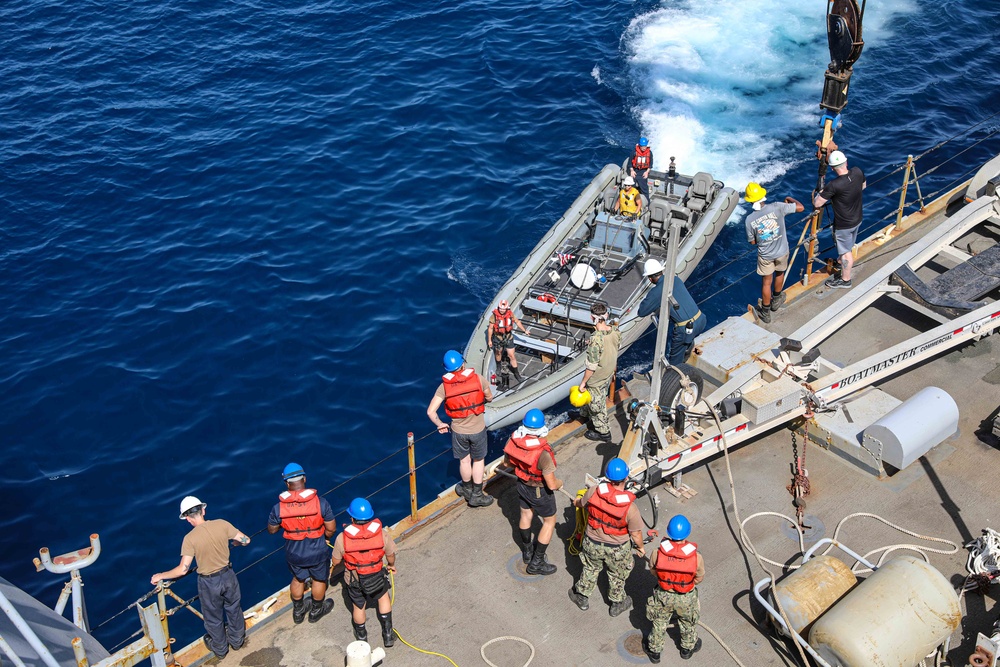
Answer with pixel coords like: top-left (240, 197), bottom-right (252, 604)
top-left (805, 210), bottom-right (820, 286)
top-left (896, 154), bottom-right (914, 227)
top-left (407, 432), bottom-right (418, 521)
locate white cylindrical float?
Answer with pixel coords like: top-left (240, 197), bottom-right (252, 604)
top-left (808, 555), bottom-right (961, 667)
top-left (772, 555), bottom-right (858, 637)
top-left (863, 386), bottom-right (958, 470)
top-left (346, 640), bottom-right (386, 667)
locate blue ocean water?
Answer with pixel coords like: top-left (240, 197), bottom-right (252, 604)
top-left (2, 0), bottom-right (999, 649)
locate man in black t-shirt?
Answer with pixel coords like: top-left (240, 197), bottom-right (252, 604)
top-left (813, 149), bottom-right (866, 289)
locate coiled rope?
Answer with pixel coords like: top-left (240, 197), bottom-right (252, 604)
top-left (480, 636), bottom-right (535, 667)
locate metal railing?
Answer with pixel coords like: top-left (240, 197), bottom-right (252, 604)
top-left (36, 425), bottom-right (452, 666)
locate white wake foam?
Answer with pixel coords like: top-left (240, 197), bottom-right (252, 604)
top-left (623, 0), bottom-right (915, 190)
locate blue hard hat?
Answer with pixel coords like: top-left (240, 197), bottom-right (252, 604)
top-left (443, 350), bottom-right (464, 372)
top-left (605, 457), bottom-right (629, 482)
top-left (667, 514), bottom-right (692, 541)
top-left (282, 462), bottom-right (305, 480)
top-left (523, 408), bottom-right (545, 430)
top-left (638, 137), bottom-right (649, 147)
top-left (349, 497), bottom-right (374, 521)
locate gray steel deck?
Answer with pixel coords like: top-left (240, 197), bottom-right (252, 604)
top-left (191, 200), bottom-right (1000, 667)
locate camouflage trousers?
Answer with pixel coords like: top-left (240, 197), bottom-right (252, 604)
top-left (646, 587), bottom-right (700, 652)
top-left (582, 377), bottom-right (613, 436)
top-left (574, 537), bottom-right (633, 603)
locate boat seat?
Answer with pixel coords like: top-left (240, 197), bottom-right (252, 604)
top-left (891, 243), bottom-right (1000, 317)
top-left (599, 185), bottom-right (618, 213)
top-left (685, 171), bottom-right (715, 213)
top-left (649, 202), bottom-right (692, 244)
top-left (522, 296), bottom-right (603, 326)
top-left (512, 332), bottom-right (574, 358)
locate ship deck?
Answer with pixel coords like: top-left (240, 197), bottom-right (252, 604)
top-left (183, 192), bottom-right (1000, 667)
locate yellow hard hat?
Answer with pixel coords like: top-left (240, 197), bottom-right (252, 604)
top-left (569, 385), bottom-right (592, 408)
top-left (744, 182), bottom-right (767, 203)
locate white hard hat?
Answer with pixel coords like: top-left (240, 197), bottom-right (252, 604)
top-left (828, 150), bottom-right (847, 167)
top-left (643, 258), bottom-right (664, 277)
top-left (622, 175), bottom-right (636, 187)
top-left (179, 496), bottom-right (206, 519)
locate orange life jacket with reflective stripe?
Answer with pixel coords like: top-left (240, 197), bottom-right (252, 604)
top-left (504, 434), bottom-right (555, 485)
top-left (585, 483), bottom-right (635, 536)
top-left (632, 146), bottom-right (651, 171)
top-left (653, 540), bottom-right (699, 593)
top-left (278, 489), bottom-right (324, 541)
top-left (493, 308), bottom-right (514, 334)
top-left (442, 368), bottom-right (486, 419)
top-left (343, 520), bottom-right (385, 576)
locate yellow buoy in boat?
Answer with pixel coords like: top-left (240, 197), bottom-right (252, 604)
top-left (569, 385), bottom-right (592, 407)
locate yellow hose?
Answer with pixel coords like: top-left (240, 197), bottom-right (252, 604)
top-left (567, 489), bottom-right (588, 556)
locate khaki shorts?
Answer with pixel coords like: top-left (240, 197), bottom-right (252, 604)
top-left (757, 253), bottom-right (788, 276)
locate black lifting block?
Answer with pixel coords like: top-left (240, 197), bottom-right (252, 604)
top-left (820, 68), bottom-right (853, 113)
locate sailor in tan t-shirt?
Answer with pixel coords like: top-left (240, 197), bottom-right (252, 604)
top-left (427, 349), bottom-right (494, 508)
top-left (151, 496), bottom-right (251, 661)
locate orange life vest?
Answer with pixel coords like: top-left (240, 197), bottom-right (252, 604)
top-left (618, 187), bottom-right (641, 216)
top-left (632, 145), bottom-right (651, 171)
top-left (586, 483), bottom-right (636, 536)
top-left (278, 489), bottom-right (324, 541)
top-left (653, 540), bottom-right (699, 593)
top-left (343, 519), bottom-right (386, 576)
top-left (504, 434), bottom-right (555, 485)
top-left (493, 308), bottom-right (514, 334)
top-left (442, 368), bottom-right (486, 419)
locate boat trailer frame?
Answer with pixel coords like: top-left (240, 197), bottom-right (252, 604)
top-left (618, 193), bottom-right (1000, 484)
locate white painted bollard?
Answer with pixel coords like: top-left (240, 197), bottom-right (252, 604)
top-left (345, 640), bottom-right (385, 666)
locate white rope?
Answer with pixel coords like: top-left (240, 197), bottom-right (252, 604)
top-left (966, 528), bottom-right (1000, 579)
top-left (737, 507), bottom-right (959, 574)
top-left (480, 635), bottom-right (535, 667)
top-left (703, 399), bottom-right (812, 667)
top-left (697, 621), bottom-right (749, 667)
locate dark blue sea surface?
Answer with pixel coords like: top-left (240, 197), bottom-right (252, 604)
top-left (2, 0), bottom-right (999, 649)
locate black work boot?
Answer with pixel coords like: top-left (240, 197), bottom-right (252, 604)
top-left (519, 529), bottom-right (535, 564)
top-left (525, 542), bottom-right (557, 575)
top-left (609, 597), bottom-right (632, 617)
top-left (753, 299), bottom-right (772, 324)
top-left (512, 365), bottom-right (522, 383)
top-left (468, 482), bottom-right (495, 507)
top-left (680, 638), bottom-right (702, 659)
top-left (568, 587), bottom-right (589, 611)
top-left (377, 611), bottom-right (395, 648)
top-left (584, 429), bottom-right (612, 443)
top-left (644, 636), bottom-right (661, 663)
top-left (352, 621), bottom-right (368, 642)
top-left (455, 480), bottom-right (472, 500)
top-left (308, 597), bottom-right (334, 623)
top-left (291, 597), bottom-right (307, 624)
top-left (770, 291), bottom-right (786, 311)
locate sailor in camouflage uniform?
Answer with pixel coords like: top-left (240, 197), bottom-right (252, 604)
top-left (568, 458), bottom-right (645, 617)
top-left (579, 302), bottom-right (621, 443)
top-left (645, 514), bottom-right (704, 663)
